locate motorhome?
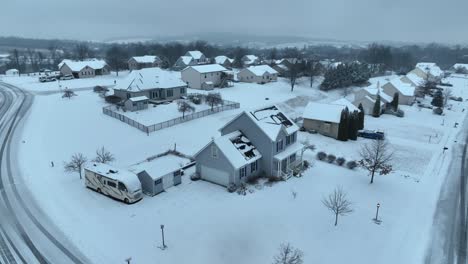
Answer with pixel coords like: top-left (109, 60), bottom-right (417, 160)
top-left (84, 163), bottom-right (143, 204)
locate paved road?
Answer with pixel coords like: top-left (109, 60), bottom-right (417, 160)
top-left (426, 114), bottom-right (468, 264)
top-left (0, 82), bottom-right (89, 263)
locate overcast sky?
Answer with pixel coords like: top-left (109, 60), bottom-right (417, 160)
top-left (1, 0), bottom-right (467, 44)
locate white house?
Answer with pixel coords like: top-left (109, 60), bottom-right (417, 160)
top-left (409, 62), bottom-right (444, 81)
top-left (382, 78), bottom-right (416, 105)
top-left (353, 84), bottom-right (391, 115)
top-left (59, 59), bottom-right (110, 78)
top-left (215, 56), bottom-right (234, 68)
top-left (241, 55), bottom-right (260, 67)
top-left (5, 69), bottom-right (19, 76)
top-left (128, 55), bottom-right (162, 70)
top-left (181, 64), bottom-right (231, 90)
top-left (237, 65), bottom-right (278, 84)
top-left (452, 63), bottom-right (468, 74)
top-left (173, 50), bottom-right (209, 70)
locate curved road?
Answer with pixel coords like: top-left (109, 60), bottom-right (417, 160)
top-left (0, 82), bottom-right (89, 263)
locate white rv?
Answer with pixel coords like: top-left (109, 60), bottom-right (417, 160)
top-left (84, 163), bottom-right (143, 204)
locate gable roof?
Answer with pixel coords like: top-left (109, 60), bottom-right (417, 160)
top-left (130, 55), bottom-right (160, 64)
top-left (214, 130), bottom-right (262, 169)
top-left (245, 65), bottom-right (278, 76)
top-left (60, 59), bottom-right (108, 72)
top-left (453, 63), bottom-right (468, 71)
top-left (114, 67), bottom-right (186, 92)
top-left (185, 64), bottom-right (228, 73)
top-left (403, 73), bottom-right (424, 87)
top-left (178, 56), bottom-right (193, 66)
top-left (215, 56), bottom-right (233, 65)
top-left (385, 78), bottom-right (415, 96)
top-left (129, 153), bottom-right (191, 180)
top-left (247, 105), bottom-right (298, 141)
top-left (331, 98), bottom-right (360, 112)
top-left (363, 86), bottom-right (393, 103)
top-left (186, 50), bottom-right (204, 60)
top-left (303, 102), bottom-right (348, 123)
top-left (415, 62), bottom-right (443, 77)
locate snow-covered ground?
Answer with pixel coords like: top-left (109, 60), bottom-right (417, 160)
top-left (10, 74), bottom-right (468, 263)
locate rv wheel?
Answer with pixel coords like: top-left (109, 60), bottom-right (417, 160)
top-left (124, 198), bottom-right (129, 204)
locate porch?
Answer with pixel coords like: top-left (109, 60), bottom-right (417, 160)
top-left (272, 143), bottom-right (303, 179)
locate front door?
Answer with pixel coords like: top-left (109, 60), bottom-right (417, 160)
top-left (154, 178), bottom-right (164, 195)
top-left (281, 159), bottom-right (288, 173)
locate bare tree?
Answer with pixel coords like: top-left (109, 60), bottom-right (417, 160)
top-left (177, 100), bottom-right (195, 119)
top-left (93, 147), bottom-right (115, 164)
top-left (300, 139), bottom-right (315, 169)
top-left (443, 88), bottom-right (452, 106)
top-left (359, 139), bottom-right (393, 184)
top-left (322, 186), bottom-right (353, 226)
top-left (62, 89), bottom-right (77, 99)
top-left (64, 153), bottom-right (87, 179)
top-left (273, 243), bottom-right (304, 264)
top-left (205, 92), bottom-right (223, 111)
top-left (287, 62), bottom-right (304, 92)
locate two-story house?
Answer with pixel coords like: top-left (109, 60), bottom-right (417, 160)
top-left (181, 64), bottom-right (232, 90)
top-left (173, 50), bottom-right (209, 70)
top-left (194, 105), bottom-right (302, 188)
top-left (128, 55), bottom-right (162, 70)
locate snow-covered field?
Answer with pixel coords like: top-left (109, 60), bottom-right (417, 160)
top-left (10, 75), bottom-right (468, 263)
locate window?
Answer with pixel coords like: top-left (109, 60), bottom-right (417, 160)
top-left (276, 140), bottom-right (284, 152)
top-left (107, 181), bottom-right (116, 188)
top-left (204, 74), bottom-right (207, 79)
top-left (240, 167), bottom-right (247, 178)
top-left (155, 179), bottom-right (162, 185)
top-left (126, 93), bottom-right (131, 99)
top-left (180, 87), bottom-right (186, 94)
top-left (286, 132), bottom-right (297, 145)
top-left (132, 102), bottom-right (136, 107)
top-left (250, 160), bottom-right (258, 173)
top-left (289, 154), bottom-right (296, 163)
top-left (151, 91), bottom-right (159, 99)
top-left (211, 145), bottom-right (218, 158)
top-left (286, 135), bottom-right (291, 145)
top-left (167, 89), bottom-right (174, 97)
top-left (118, 182), bottom-right (127, 192)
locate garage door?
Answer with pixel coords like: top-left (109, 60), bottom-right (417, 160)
top-left (201, 165), bottom-right (230, 187)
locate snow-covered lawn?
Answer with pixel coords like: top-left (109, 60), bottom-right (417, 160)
top-left (10, 75), bottom-right (468, 263)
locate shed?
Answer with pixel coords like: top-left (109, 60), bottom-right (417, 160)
top-left (130, 153), bottom-right (191, 196)
top-left (124, 96), bottom-right (149, 112)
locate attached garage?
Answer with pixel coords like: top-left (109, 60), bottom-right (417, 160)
top-left (200, 165), bottom-right (230, 187)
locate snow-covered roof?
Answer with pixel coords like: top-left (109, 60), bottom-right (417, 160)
top-left (244, 55), bottom-right (258, 62)
top-left (363, 87), bottom-right (393, 103)
top-left (303, 102), bottom-right (348, 123)
top-left (453, 64), bottom-right (468, 71)
top-left (186, 64), bottom-right (227, 73)
top-left (179, 56), bottom-right (193, 66)
top-left (60, 58), bottom-right (108, 72)
top-left (114, 67), bottom-right (186, 92)
top-left (215, 56), bottom-right (233, 65)
top-left (403, 73), bottom-right (424, 87)
top-left (245, 65), bottom-right (278, 76)
top-left (386, 78), bottom-right (415, 97)
top-left (186, 50), bottom-right (204, 60)
top-left (331, 98), bottom-right (360, 112)
top-left (130, 154), bottom-right (191, 180)
top-left (129, 96), bottom-right (149, 102)
top-left (6, 69), bottom-right (19, 73)
top-left (85, 163), bottom-right (141, 192)
top-left (415, 62), bottom-right (443, 77)
top-left (247, 105), bottom-right (298, 141)
top-left (214, 130), bottom-right (262, 169)
top-left (131, 55), bottom-right (159, 64)
top-left (274, 142), bottom-right (303, 161)
top-left (364, 95), bottom-right (385, 106)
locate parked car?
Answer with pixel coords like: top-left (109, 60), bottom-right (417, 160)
top-left (39, 76), bottom-right (56, 82)
top-left (60, 74), bottom-right (74, 80)
top-left (358, 130), bottom-right (385, 140)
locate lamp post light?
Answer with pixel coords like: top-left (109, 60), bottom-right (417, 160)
top-left (160, 224), bottom-right (166, 249)
top-left (125, 257), bottom-right (132, 264)
top-left (375, 203), bottom-right (380, 221)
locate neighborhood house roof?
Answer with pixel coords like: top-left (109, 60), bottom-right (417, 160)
top-left (274, 142), bottom-right (303, 161)
top-left (129, 96), bottom-right (149, 102)
top-left (215, 56), bottom-right (233, 65)
top-left (187, 64), bottom-right (228, 73)
top-left (247, 105), bottom-right (298, 141)
top-left (114, 67), bottom-right (186, 92)
top-left (179, 56), bottom-right (193, 65)
top-left (60, 59), bottom-right (108, 72)
top-left (130, 154), bottom-right (191, 180)
top-left (246, 65), bottom-right (278, 76)
top-left (416, 62), bottom-right (443, 77)
top-left (244, 55), bottom-right (258, 61)
top-left (331, 98), bottom-right (360, 112)
top-left (214, 130), bottom-right (262, 169)
top-left (85, 163), bottom-right (141, 192)
top-left (364, 95), bottom-right (385, 106)
top-left (453, 64), bottom-right (468, 71)
top-left (363, 87), bottom-right (393, 103)
top-left (403, 73), bottom-right (424, 87)
top-left (303, 102), bottom-right (348, 123)
top-left (131, 55), bottom-right (159, 64)
top-left (387, 78), bottom-right (415, 96)
top-left (186, 51), bottom-right (204, 60)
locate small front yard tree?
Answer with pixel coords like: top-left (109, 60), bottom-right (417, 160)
top-left (177, 100), bottom-right (195, 119)
top-left (64, 153), bottom-right (87, 179)
top-left (372, 94), bottom-right (381, 117)
top-left (357, 103), bottom-right (365, 129)
top-left (322, 186), bottom-right (353, 226)
top-left (359, 139), bottom-right (393, 184)
top-left (62, 89), bottom-right (77, 99)
top-left (431, 90), bottom-right (444, 108)
top-left (93, 147), bottom-right (115, 164)
top-left (337, 108), bottom-right (349, 141)
top-left (390, 93), bottom-right (399, 110)
top-left (273, 243), bottom-right (304, 264)
top-left (347, 111), bottom-right (359, 140)
top-left (205, 92), bottom-right (223, 111)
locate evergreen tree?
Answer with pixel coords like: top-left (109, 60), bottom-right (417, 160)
top-left (337, 108), bottom-right (349, 141)
top-left (372, 95), bottom-right (381, 117)
top-left (390, 93), bottom-right (399, 110)
top-left (431, 90), bottom-right (444, 108)
top-left (358, 103), bottom-right (365, 129)
top-left (347, 111), bottom-right (359, 141)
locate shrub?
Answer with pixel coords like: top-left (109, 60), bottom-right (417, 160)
top-left (267, 175), bottom-right (283, 183)
top-left (93, 85), bottom-right (108, 93)
top-left (188, 94), bottom-right (203, 105)
top-left (336, 157), bottom-right (346, 166)
top-left (105, 95), bottom-right (122, 104)
top-left (433, 107), bottom-right (443, 115)
top-left (190, 173), bottom-right (201, 181)
top-left (246, 175), bottom-right (260, 185)
top-left (236, 183), bottom-right (248, 195)
top-left (303, 160), bottom-right (310, 169)
top-left (346, 161), bottom-right (358, 170)
top-left (227, 183), bottom-right (237, 193)
top-left (317, 152), bottom-right (327, 161)
top-left (327, 154), bottom-right (336, 163)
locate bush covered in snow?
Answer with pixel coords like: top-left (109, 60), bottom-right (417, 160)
top-left (190, 173), bottom-right (201, 181)
top-left (227, 183), bottom-right (237, 193)
top-left (187, 94), bottom-right (203, 105)
top-left (236, 183), bottom-right (248, 196)
top-left (346, 161), bottom-right (358, 170)
top-left (317, 152), bottom-right (327, 161)
top-left (336, 157), bottom-right (346, 166)
top-left (327, 154), bottom-right (336, 163)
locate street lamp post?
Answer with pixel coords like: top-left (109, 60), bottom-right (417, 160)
top-left (375, 203), bottom-right (380, 221)
top-left (160, 224), bottom-right (166, 249)
top-left (125, 257), bottom-right (131, 264)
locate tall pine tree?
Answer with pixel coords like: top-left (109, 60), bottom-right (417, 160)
top-left (337, 108), bottom-right (349, 141)
top-left (372, 95), bottom-right (381, 117)
top-left (431, 90), bottom-right (444, 108)
top-left (358, 103), bottom-right (365, 129)
top-left (391, 93), bottom-right (399, 110)
top-left (347, 111), bottom-right (359, 140)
